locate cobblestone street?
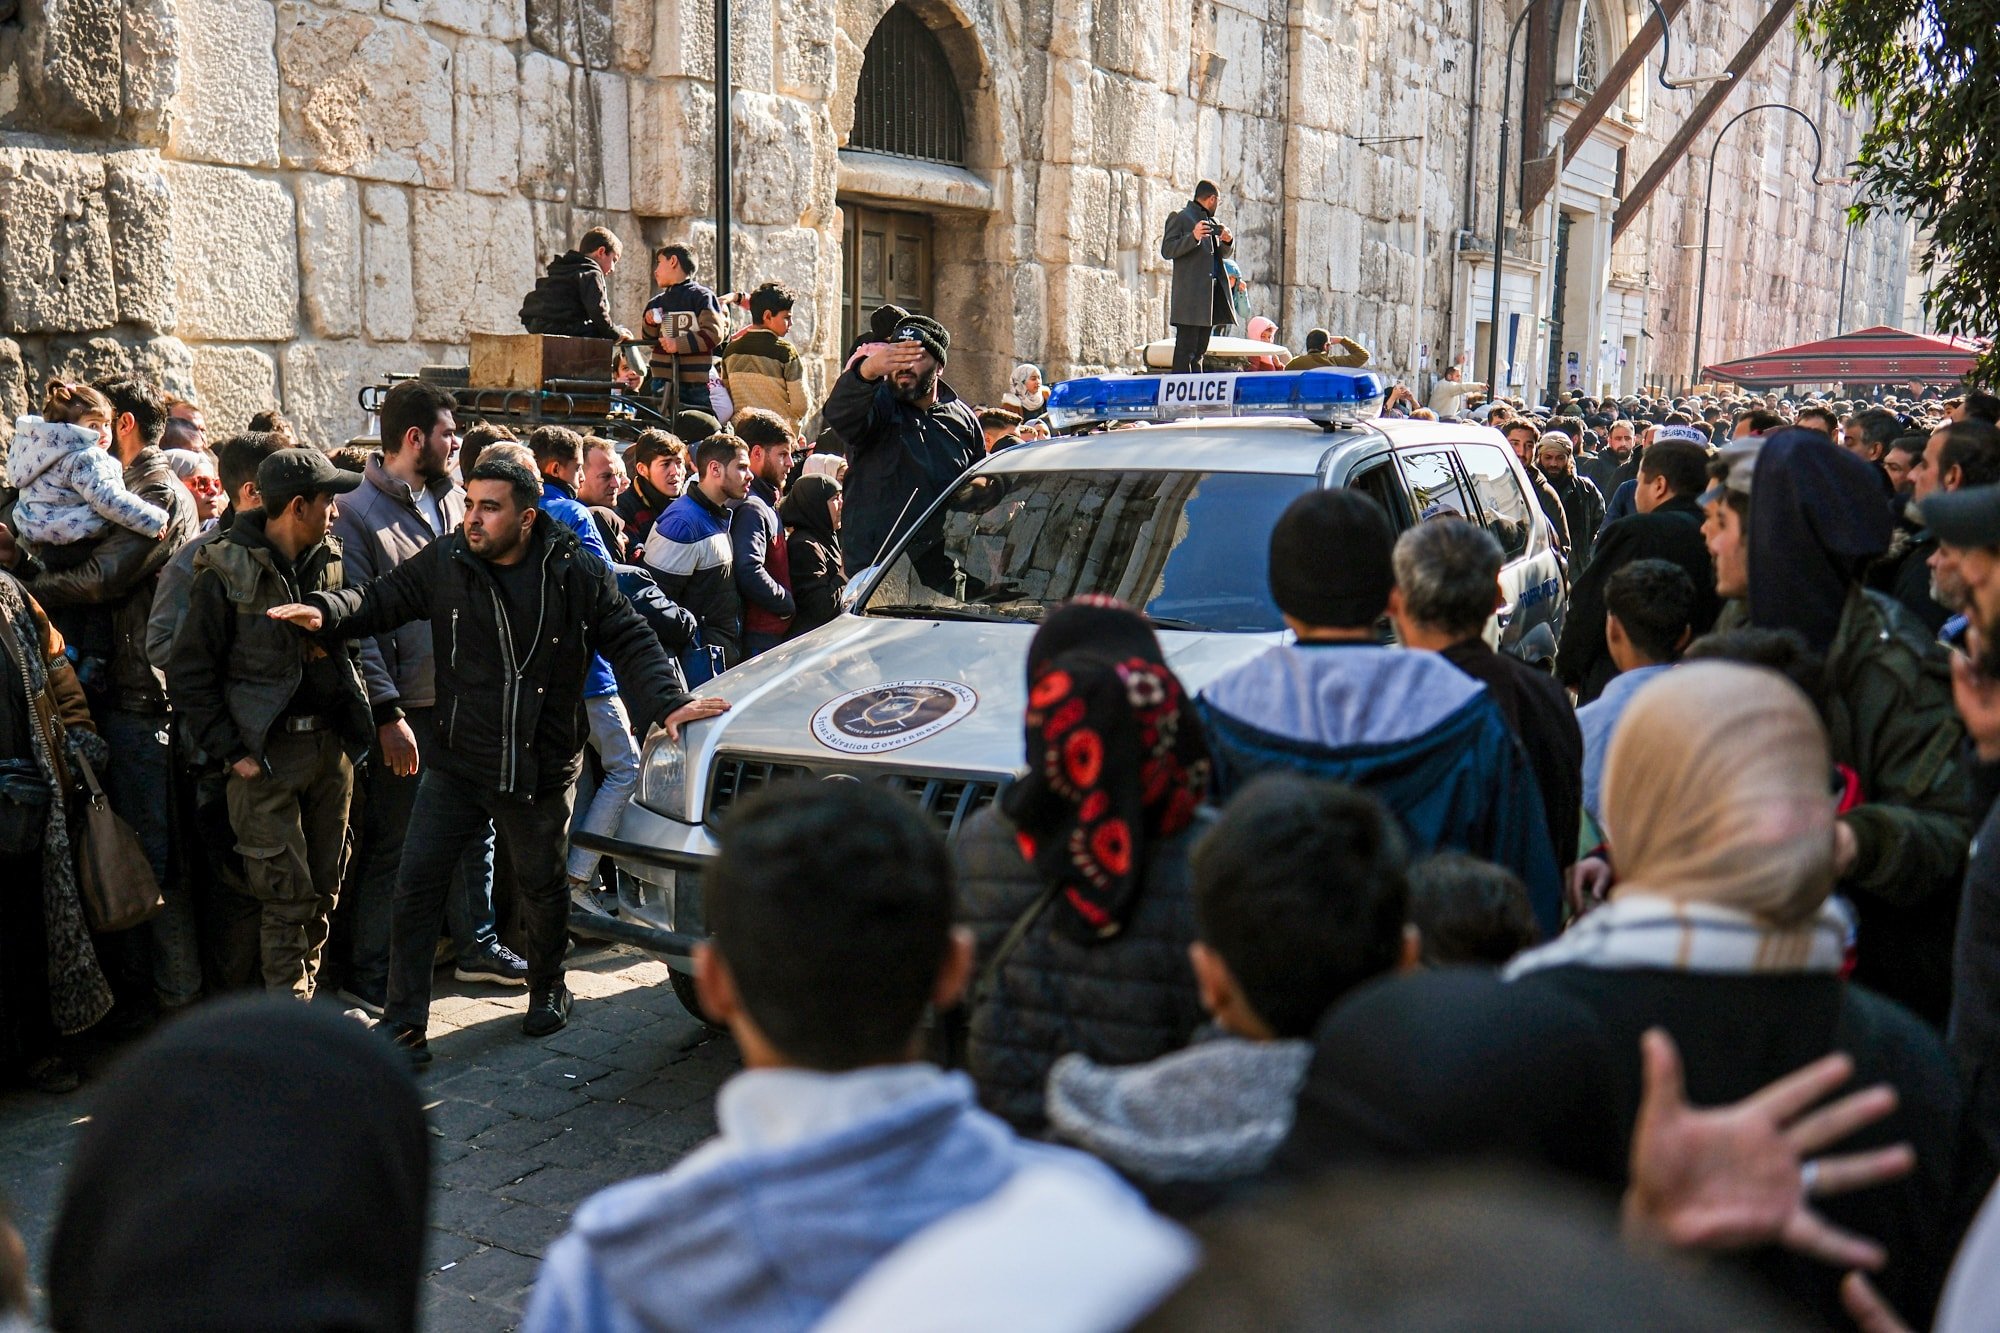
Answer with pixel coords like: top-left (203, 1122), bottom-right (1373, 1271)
top-left (0, 944), bottom-right (739, 1331)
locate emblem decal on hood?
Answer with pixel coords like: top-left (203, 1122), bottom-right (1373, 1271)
top-left (811, 680), bottom-right (978, 754)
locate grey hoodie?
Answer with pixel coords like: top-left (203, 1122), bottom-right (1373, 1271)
top-left (1046, 1032), bottom-right (1312, 1185)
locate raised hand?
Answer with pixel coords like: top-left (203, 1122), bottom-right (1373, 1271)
top-left (1623, 1028), bottom-right (1913, 1271)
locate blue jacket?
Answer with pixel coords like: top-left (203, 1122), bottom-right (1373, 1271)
top-left (523, 1068), bottom-right (1135, 1333)
top-left (541, 478), bottom-right (617, 699)
top-left (641, 488), bottom-right (742, 661)
top-left (1198, 644), bottom-right (1561, 935)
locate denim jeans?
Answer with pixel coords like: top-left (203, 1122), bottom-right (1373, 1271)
top-left (567, 694), bottom-right (640, 884)
top-left (385, 764), bottom-right (574, 1031)
top-left (348, 707), bottom-right (498, 998)
top-left (99, 708), bottom-right (201, 1007)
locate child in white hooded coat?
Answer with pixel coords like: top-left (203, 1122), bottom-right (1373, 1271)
top-left (8, 381), bottom-right (169, 561)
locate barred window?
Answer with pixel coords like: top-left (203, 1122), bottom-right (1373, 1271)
top-left (852, 4), bottom-right (968, 165)
top-left (1574, 4), bottom-right (1603, 93)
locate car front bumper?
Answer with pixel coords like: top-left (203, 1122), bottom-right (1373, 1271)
top-left (568, 800), bottom-right (721, 974)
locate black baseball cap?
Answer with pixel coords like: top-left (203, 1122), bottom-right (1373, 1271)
top-left (257, 448), bottom-right (363, 511)
top-left (1921, 482), bottom-right (2000, 548)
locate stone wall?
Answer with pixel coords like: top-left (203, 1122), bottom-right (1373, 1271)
top-left (0, 0), bottom-right (1916, 452)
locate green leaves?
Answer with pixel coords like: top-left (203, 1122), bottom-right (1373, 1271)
top-left (1802, 0), bottom-right (2000, 381)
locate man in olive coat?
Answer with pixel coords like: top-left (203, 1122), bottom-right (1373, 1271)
top-left (1160, 181), bottom-right (1236, 373)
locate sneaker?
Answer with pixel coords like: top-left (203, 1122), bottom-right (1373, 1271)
top-left (454, 941), bottom-right (529, 987)
top-left (522, 982), bottom-right (572, 1037)
top-left (384, 1022), bottom-right (432, 1067)
top-left (336, 985), bottom-right (385, 1018)
top-left (569, 876), bottom-right (613, 917)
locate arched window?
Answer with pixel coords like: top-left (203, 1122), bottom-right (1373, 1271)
top-left (1574, 4), bottom-right (1603, 93)
top-left (851, 4), bottom-right (968, 165)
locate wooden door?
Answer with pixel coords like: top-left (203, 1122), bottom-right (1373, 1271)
top-left (841, 204), bottom-right (933, 352)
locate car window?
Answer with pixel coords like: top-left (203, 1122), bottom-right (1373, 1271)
top-left (863, 469), bottom-right (1316, 632)
top-left (1397, 451), bottom-right (1476, 523)
top-left (1350, 459), bottom-right (1414, 530)
top-left (1458, 442), bottom-right (1533, 560)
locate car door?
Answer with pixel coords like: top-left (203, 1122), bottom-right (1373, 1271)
top-left (1454, 439), bottom-right (1565, 665)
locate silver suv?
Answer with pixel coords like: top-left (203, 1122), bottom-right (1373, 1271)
top-left (574, 373), bottom-right (1567, 1020)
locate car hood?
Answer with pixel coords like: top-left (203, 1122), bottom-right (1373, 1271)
top-left (681, 613), bottom-right (1282, 775)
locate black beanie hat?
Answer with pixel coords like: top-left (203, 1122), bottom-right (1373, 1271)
top-left (890, 314), bottom-right (950, 368)
top-left (1268, 488), bottom-right (1396, 628)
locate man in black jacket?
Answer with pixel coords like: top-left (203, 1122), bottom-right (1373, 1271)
top-left (1559, 439), bottom-right (1719, 704)
top-left (519, 227), bottom-right (631, 342)
top-left (819, 314), bottom-right (982, 573)
top-left (1535, 432), bottom-right (1605, 571)
top-left (269, 459), bottom-right (728, 1052)
top-left (1501, 420), bottom-right (1572, 558)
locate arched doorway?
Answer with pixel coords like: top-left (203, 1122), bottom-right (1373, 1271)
top-left (834, 0), bottom-right (1008, 394)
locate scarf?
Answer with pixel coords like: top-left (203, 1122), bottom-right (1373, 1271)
top-left (1000, 599), bottom-right (1210, 942)
top-left (779, 474), bottom-right (841, 546)
top-left (1601, 661), bottom-right (1836, 926)
top-left (1506, 895), bottom-right (1851, 979)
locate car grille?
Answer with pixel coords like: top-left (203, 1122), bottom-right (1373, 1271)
top-left (706, 756), bottom-right (1004, 838)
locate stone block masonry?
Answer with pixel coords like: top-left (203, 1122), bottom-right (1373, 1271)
top-left (0, 0), bottom-right (1917, 450)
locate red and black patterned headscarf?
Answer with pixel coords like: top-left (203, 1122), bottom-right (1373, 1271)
top-left (1000, 597), bottom-right (1211, 943)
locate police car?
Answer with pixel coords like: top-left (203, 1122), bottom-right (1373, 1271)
top-left (573, 368), bottom-right (1567, 1020)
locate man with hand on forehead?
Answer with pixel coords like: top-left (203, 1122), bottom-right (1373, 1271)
top-left (819, 313), bottom-right (983, 573)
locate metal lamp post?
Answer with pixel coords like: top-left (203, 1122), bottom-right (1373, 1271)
top-left (1689, 103), bottom-right (1835, 385)
top-left (715, 0), bottom-right (732, 293)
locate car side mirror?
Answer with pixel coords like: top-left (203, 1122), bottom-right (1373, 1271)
top-left (840, 566), bottom-right (880, 613)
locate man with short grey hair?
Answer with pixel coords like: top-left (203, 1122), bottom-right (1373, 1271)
top-left (1389, 518), bottom-right (1582, 878)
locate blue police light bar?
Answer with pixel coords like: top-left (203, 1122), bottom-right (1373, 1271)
top-left (1045, 369), bottom-right (1388, 431)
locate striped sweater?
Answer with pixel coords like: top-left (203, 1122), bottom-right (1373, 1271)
top-left (719, 327), bottom-right (810, 428)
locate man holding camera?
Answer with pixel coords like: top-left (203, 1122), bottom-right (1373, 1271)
top-left (1160, 181), bottom-right (1236, 374)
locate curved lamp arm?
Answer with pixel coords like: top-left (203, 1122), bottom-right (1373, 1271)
top-left (1646, 0), bottom-right (1734, 90)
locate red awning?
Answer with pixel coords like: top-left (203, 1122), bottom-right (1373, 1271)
top-left (1702, 326), bottom-right (1986, 388)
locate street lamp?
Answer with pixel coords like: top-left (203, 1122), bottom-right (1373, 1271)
top-left (1688, 103), bottom-right (1842, 385)
top-left (1486, 1), bottom-right (1723, 395)
top-left (1644, 0), bottom-right (1733, 91)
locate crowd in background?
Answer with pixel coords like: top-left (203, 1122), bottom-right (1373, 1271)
top-left (8, 219), bottom-right (2000, 1332)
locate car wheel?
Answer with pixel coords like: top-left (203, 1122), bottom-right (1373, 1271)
top-left (670, 967), bottom-right (723, 1030)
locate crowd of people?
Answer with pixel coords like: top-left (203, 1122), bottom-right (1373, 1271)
top-left (7, 219), bottom-right (2000, 1330)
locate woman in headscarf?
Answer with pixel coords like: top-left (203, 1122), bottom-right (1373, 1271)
top-left (48, 996), bottom-right (431, 1332)
top-left (0, 568), bottom-right (110, 1095)
top-left (957, 598), bottom-right (1212, 1135)
top-left (1002, 364), bottom-right (1049, 423)
top-left (1281, 662), bottom-right (1962, 1327)
top-left (778, 474), bottom-right (845, 638)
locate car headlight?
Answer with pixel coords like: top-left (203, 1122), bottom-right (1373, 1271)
top-left (637, 732), bottom-right (687, 817)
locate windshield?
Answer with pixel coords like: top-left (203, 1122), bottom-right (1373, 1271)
top-left (863, 469), bottom-right (1315, 632)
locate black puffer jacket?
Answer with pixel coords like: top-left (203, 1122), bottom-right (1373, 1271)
top-left (957, 804), bottom-right (1210, 1136)
top-left (310, 521), bottom-right (689, 796)
top-left (519, 250), bottom-right (622, 341)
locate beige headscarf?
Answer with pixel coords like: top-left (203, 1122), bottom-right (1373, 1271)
top-left (1601, 662), bottom-right (1836, 927)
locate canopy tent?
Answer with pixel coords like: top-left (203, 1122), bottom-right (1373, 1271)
top-left (1702, 326), bottom-right (1986, 388)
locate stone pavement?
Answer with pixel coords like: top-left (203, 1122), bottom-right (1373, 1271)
top-left (0, 942), bottom-right (739, 1331)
